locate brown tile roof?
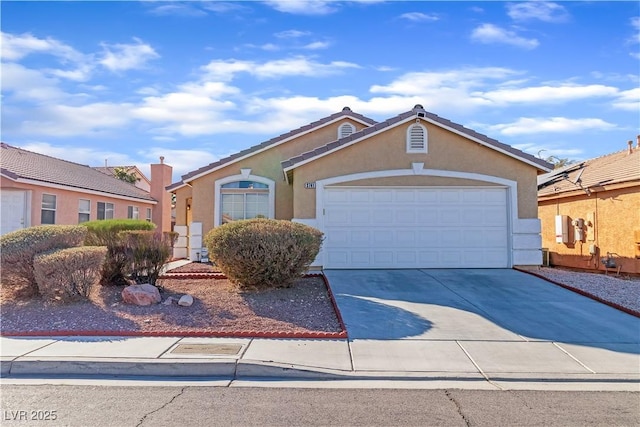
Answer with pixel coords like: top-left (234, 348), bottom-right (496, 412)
top-left (1, 143), bottom-right (155, 201)
top-left (281, 105), bottom-right (552, 171)
top-left (538, 146), bottom-right (640, 197)
top-left (168, 107), bottom-right (377, 190)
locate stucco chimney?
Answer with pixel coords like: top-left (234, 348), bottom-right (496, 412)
top-left (636, 135), bottom-right (640, 149)
top-left (628, 140), bottom-right (633, 155)
top-left (150, 157), bottom-right (173, 233)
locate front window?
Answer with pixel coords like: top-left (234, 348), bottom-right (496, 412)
top-left (97, 202), bottom-right (114, 220)
top-left (127, 206), bottom-right (139, 219)
top-left (220, 181), bottom-right (269, 224)
top-left (78, 199), bottom-right (91, 223)
top-left (41, 194), bottom-right (56, 224)
top-left (146, 208), bottom-right (152, 222)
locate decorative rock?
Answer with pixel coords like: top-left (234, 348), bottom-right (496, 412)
top-left (121, 284), bottom-right (161, 306)
top-left (162, 296), bottom-right (175, 306)
top-left (178, 294), bottom-right (194, 307)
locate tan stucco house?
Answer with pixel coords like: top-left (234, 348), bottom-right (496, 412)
top-left (538, 138), bottom-right (640, 274)
top-left (1, 143), bottom-right (173, 234)
top-left (169, 105), bottom-right (552, 268)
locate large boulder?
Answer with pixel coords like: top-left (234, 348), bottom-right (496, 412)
top-left (122, 283), bottom-right (161, 306)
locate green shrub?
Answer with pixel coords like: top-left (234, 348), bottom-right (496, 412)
top-left (121, 230), bottom-right (178, 286)
top-left (204, 219), bottom-right (323, 289)
top-left (83, 219), bottom-right (155, 285)
top-left (33, 246), bottom-right (107, 302)
top-left (0, 225), bottom-right (87, 296)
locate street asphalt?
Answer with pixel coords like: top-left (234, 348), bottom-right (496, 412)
top-left (1, 268), bottom-right (639, 391)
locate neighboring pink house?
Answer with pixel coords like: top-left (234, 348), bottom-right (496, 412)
top-left (0, 143), bottom-right (172, 235)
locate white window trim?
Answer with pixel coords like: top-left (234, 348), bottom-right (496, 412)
top-left (214, 173), bottom-right (275, 226)
top-left (41, 193), bottom-right (57, 225)
top-left (97, 201), bottom-right (114, 220)
top-left (146, 207), bottom-right (152, 222)
top-left (79, 198), bottom-right (91, 223)
top-left (128, 205), bottom-right (140, 219)
top-left (406, 123), bottom-right (428, 153)
top-left (338, 123), bottom-right (356, 139)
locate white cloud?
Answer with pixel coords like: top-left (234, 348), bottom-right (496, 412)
top-left (99, 38), bottom-right (160, 72)
top-left (1, 31), bottom-right (85, 62)
top-left (478, 84), bottom-right (619, 104)
top-left (399, 12), bottom-right (440, 23)
top-left (141, 148), bottom-right (221, 179)
top-left (485, 117), bottom-right (617, 136)
top-left (263, 0), bottom-right (338, 15)
top-left (149, 4), bottom-right (207, 17)
top-left (471, 23), bottom-right (539, 49)
top-left (1, 62), bottom-right (68, 102)
top-left (20, 141), bottom-right (138, 168)
top-left (302, 41), bottom-right (331, 50)
top-left (507, 2), bottom-right (569, 23)
top-left (611, 87), bottom-right (640, 111)
top-left (201, 2), bottom-right (250, 14)
top-left (202, 57), bottom-right (360, 80)
top-left (275, 30), bottom-right (311, 38)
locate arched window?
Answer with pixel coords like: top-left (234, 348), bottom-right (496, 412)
top-left (338, 123), bottom-right (356, 139)
top-left (406, 123), bottom-right (428, 153)
top-left (214, 174), bottom-right (275, 225)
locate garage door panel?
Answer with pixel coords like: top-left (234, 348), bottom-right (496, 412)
top-left (323, 187), bottom-right (508, 268)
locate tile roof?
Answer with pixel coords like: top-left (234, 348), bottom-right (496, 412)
top-left (538, 145), bottom-right (640, 197)
top-left (1, 143), bottom-right (155, 201)
top-left (167, 107), bottom-right (377, 190)
top-left (281, 105), bottom-right (552, 171)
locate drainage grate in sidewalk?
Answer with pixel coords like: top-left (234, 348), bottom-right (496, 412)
top-left (170, 343), bottom-right (242, 355)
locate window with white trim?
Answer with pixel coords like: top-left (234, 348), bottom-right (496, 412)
top-left (406, 123), bottom-right (428, 153)
top-left (338, 123), bottom-right (355, 139)
top-left (41, 194), bottom-right (56, 224)
top-left (127, 206), bottom-right (139, 219)
top-left (220, 181), bottom-right (269, 224)
top-left (97, 202), bottom-right (114, 220)
top-left (78, 199), bottom-right (91, 223)
top-left (146, 208), bottom-right (152, 222)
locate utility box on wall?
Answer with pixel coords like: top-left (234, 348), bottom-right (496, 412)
top-left (555, 215), bottom-right (569, 244)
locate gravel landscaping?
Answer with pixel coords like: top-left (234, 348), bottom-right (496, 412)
top-left (519, 266), bottom-right (640, 315)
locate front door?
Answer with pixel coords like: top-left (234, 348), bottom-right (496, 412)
top-left (1, 190), bottom-right (28, 235)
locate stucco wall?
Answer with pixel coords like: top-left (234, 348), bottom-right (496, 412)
top-left (539, 185), bottom-right (640, 274)
top-left (291, 121), bottom-right (540, 219)
top-left (182, 118), bottom-right (367, 236)
top-left (1, 177), bottom-right (155, 227)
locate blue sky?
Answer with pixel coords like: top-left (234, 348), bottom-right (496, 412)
top-left (2, 1), bottom-right (638, 181)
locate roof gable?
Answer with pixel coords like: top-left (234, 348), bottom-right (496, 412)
top-left (168, 107), bottom-right (377, 190)
top-left (1, 143), bottom-right (155, 201)
top-left (538, 146), bottom-right (640, 197)
top-left (282, 105), bottom-right (552, 173)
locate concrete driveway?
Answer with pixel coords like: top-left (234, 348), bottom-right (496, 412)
top-left (324, 269), bottom-right (640, 381)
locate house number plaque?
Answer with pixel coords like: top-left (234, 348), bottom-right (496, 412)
top-left (304, 182), bottom-right (316, 189)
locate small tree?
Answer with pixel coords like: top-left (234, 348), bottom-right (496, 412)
top-left (113, 167), bottom-right (139, 184)
top-left (121, 230), bottom-right (178, 286)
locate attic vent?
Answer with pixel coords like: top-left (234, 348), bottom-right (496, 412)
top-left (338, 123), bottom-right (356, 139)
top-left (407, 123), bottom-right (427, 153)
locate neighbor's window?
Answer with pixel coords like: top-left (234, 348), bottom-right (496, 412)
top-left (220, 181), bottom-right (269, 224)
top-left (406, 123), bottom-right (428, 153)
top-left (78, 199), bottom-right (91, 223)
top-left (97, 202), bottom-right (114, 220)
top-left (338, 123), bottom-right (356, 139)
top-left (146, 208), bottom-right (152, 222)
top-left (127, 206), bottom-right (139, 219)
top-left (41, 194), bottom-right (56, 225)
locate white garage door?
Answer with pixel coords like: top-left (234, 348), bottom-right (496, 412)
top-left (323, 187), bottom-right (509, 269)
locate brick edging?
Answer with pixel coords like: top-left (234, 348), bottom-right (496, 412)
top-left (1, 273), bottom-right (348, 339)
top-left (514, 267), bottom-right (640, 318)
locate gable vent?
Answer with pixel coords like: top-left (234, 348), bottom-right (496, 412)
top-left (339, 123), bottom-right (355, 139)
top-left (407, 124), bottom-right (427, 153)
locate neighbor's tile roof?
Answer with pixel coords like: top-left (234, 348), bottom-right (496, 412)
top-left (1, 143), bottom-right (155, 201)
top-left (281, 106), bottom-right (552, 171)
top-left (168, 107), bottom-right (377, 190)
top-left (538, 146), bottom-right (640, 197)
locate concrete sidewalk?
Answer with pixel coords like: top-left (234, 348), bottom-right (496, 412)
top-left (2, 335), bottom-right (639, 390)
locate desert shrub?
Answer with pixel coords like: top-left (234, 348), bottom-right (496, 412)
top-left (204, 219), bottom-right (323, 289)
top-left (0, 225), bottom-right (87, 296)
top-left (121, 230), bottom-right (178, 286)
top-left (83, 219), bottom-right (155, 285)
top-left (33, 246), bottom-right (107, 302)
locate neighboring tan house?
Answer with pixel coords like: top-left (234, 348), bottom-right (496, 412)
top-left (0, 143), bottom-right (173, 235)
top-left (538, 138), bottom-right (640, 274)
top-left (169, 105), bottom-right (552, 268)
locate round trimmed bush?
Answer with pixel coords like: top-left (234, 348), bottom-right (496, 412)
top-left (204, 219), bottom-right (323, 289)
